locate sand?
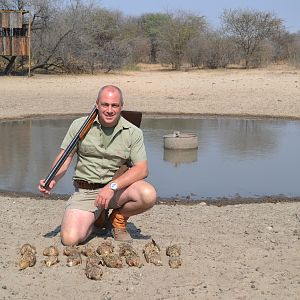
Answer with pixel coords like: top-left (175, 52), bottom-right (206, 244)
top-left (0, 66), bottom-right (300, 120)
top-left (0, 66), bottom-right (300, 299)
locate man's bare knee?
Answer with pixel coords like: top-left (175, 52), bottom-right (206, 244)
top-left (60, 209), bottom-right (94, 246)
top-left (140, 184), bottom-right (157, 209)
top-left (60, 228), bottom-right (81, 246)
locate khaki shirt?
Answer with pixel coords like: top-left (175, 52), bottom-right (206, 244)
top-left (61, 115), bottom-right (147, 183)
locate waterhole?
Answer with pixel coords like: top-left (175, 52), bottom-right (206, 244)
top-left (0, 117), bottom-right (300, 200)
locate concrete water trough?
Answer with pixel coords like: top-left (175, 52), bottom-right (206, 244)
top-left (163, 131), bottom-right (198, 150)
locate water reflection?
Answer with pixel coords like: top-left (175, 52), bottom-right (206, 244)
top-left (0, 117), bottom-right (300, 199)
top-left (0, 119), bottom-right (73, 193)
top-left (0, 120), bottom-right (32, 190)
top-left (143, 118), bottom-right (279, 158)
top-left (217, 119), bottom-right (277, 158)
top-left (163, 148), bottom-right (198, 166)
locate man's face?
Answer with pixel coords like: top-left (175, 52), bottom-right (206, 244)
top-left (96, 89), bottom-right (122, 127)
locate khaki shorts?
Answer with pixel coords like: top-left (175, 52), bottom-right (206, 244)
top-left (65, 188), bottom-right (121, 218)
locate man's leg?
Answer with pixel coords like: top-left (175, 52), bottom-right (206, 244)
top-left (60, 208), bottom-right (95, 246)
top-left (109, 180), bottom-right (156, 241)
top-left (115, 180), bottom-right (157, 217)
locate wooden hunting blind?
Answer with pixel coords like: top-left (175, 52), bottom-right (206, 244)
top-left (0, 10), bottom-right (30, 56)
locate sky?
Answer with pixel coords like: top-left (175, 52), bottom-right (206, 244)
top-left (98, 0), bottom-right (300, 33)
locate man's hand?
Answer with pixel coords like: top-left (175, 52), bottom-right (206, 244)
top-left (38, 179), bottom-right (56, 195)
top-left (94, 185), bottom-right (115, 209)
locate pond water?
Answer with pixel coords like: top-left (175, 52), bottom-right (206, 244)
top-left (0, 117), bottom-right (300, 200)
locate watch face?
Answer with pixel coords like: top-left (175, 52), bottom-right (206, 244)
top-left (110, 182), bottom-right (118, 191)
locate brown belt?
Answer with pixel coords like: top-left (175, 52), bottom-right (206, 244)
top-left (74, 179), bottom-right (106, 190)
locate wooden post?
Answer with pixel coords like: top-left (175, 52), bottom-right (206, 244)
top-left (27, 13), bottom-right (31, 77)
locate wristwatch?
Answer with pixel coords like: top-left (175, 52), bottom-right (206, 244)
top-left (110, 182), bottom-right (118, 192)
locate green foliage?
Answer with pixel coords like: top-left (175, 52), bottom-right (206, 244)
top-left (139, 13), bottom-right (169, 39)
top-left (158, 11), bottom-right (206, 69)
top-left (138, 13), bottom-right (169, 63)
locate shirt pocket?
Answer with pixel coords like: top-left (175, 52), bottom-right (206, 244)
top-left (79, 144), bottom-right (98, 156)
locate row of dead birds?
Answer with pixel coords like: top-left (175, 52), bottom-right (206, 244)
top-left (19, 239), bottom-right (182, 280)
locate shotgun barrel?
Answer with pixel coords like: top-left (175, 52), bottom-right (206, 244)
top-left (43, 106), bottom-right (98, 188)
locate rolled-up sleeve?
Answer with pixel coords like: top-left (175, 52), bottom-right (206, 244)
top-left (129, 128), bottom-right (147, 164)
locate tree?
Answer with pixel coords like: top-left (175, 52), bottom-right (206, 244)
top-left (139, 13), bottom-right (169, 63)
top-left (187, 30), bottom-right (236, 68)
top-left (287, 32), bottom-right (300, 67)
top-left (158, 11), bottom-right (206, 70)
top-left (221, 9), bottom-right (283, 68)
top-left (270, 30), bottom-right (297, 63)
top-left (77, 8), bottom-right (130, 73)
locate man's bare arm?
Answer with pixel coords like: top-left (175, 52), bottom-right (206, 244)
top-left (112, 160), bottom-right (148, 190)
top-left (94, 160), bottom-right (148, 209)
top-left (38, 149), bottom-right (74, 195)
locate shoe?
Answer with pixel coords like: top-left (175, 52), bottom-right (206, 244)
top-left (111, 228), bottom-right (133, 242)
top-left (94, 209), bottom-right (109, 228)
top-left (109, 209), bottom-right (132, 242)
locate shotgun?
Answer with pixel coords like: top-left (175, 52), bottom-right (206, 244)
top-left (43, 107), bottom-right (142, 188)
top-left (43, 106), bottom-right (97, 188)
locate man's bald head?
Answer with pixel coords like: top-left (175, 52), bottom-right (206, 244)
top-left (97, 85), bottom-right (124, 106)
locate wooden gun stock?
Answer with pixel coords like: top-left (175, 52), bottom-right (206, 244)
top-left (43, 107), bottom-right (142, 188)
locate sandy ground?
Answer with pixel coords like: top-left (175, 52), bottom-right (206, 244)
top-left (0, 66), bottom-right (300, 299)
top-left (0, 66), bottom-right (300, 120)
